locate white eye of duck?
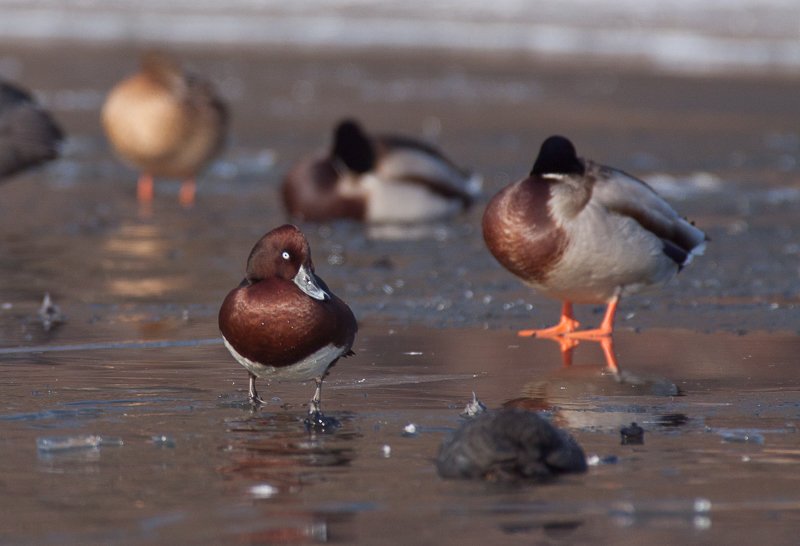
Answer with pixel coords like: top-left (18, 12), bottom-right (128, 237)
top-left (281, 251), bottom-right (290, 260)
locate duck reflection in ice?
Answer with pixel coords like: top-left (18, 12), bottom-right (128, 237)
top-left (219, 412), bottom-right (358, 493)
top-left (102, 221), bottom-right (188, 300)
top-left (503, 360), bottom-right (687, 434)
top-left (219, 411), bottom-right (359, 544)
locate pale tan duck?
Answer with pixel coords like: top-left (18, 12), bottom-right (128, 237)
top-left (101, 52), bottom-right (227, 207)
top-left (483, 136), bottom-right (707, 368)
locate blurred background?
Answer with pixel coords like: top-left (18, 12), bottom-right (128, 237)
top-left (1, 0), bottom-right (799, 74)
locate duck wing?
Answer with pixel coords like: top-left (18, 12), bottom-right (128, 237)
top-left (589, 162), bottom-right (707, 266)
top-left (375, 135), bottom-right (480, 204)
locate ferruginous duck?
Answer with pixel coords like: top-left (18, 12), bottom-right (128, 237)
top-left (218, 224), bottom-right (357, 429)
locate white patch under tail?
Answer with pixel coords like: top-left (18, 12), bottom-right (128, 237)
top-left (683, 240), bottom-right (707, 266)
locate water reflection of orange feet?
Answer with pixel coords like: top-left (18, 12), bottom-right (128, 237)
top-left (518, 301), bottom-right (620, 372)
top-left (597, 336), bottom-right (619, 373)
top-left (553, 336), bottom-right (580, 368)
top-left (534, 334), bottom-right (619, 373)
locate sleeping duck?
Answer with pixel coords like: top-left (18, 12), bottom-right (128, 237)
top-left (282, 118), bottom-right (480, 223)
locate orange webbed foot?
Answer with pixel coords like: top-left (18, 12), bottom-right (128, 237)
top-left (518, 319), bottom-right (580, 338)
top-left (179, 178), bottom-right (196, 208)
top-left (565, 326), bottom-right (613, 340)
top-left (137, 173), bottom-right (154, 202)
top-left (518, 302), bottom-right (579, 338)
top-left (565, 297), bottom-right (619, 341)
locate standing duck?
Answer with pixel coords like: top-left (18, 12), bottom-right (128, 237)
top-left (282, 118), bottom-right (480, 223)
top-left (483, 136), bottom-right (706, 361)
top-left (218, 224), bottom-right (357, 429)
top-left (0, 79), bottom-right (63, 180)
top-left (101, 52), bottom-right (227, 207)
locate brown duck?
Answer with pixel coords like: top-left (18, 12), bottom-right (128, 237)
top-left (101, 52), bottom-right (227, 207)
top-left (219, 224), bottom-right (357, 429)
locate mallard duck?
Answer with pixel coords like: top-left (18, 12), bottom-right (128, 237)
top-left (483, 135), bottom-right (707, 345)
top-left (282, 118), bottom-right (479, 223)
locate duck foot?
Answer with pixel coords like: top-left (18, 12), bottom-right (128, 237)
top-left (179, 178), bottom-right (196, 208)
top-left (565, 297), bottom-right (618, 341)
top-left (248, 394), bottom-right (265, 406)
top-left (304, 410), bottom-right (340, 432)
top-left (518, 302), bottom-right (580, 338)
top-left (137, 173), bottom-right (154, 202)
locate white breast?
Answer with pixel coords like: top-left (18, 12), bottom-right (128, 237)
top-left (222, 336), bottom-right (344, 382)
top-left (540, 200), bottom-right (679, 303)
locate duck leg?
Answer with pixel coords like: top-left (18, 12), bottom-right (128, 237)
top-left (518, 302), bottom-right (580, 338)
top-left (304, 376), bottom-right (340, 431)
top-left (137, 173), bottom-right (155, 202)
top-left (523, 298), bottom-right (620, 371)
top-left (248, 373), bottom-right (264, 404)
top-left (309, 378), bottom-right (323, 415)
top-left (179, 177), bottom-right (196, 208)
top-left (567, 296), bottom-right (619, 340)
top-left (598, 336), bottom-right (620, 373)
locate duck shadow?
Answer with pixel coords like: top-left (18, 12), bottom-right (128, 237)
top-left (530, 333), bottom-right (683, 390)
